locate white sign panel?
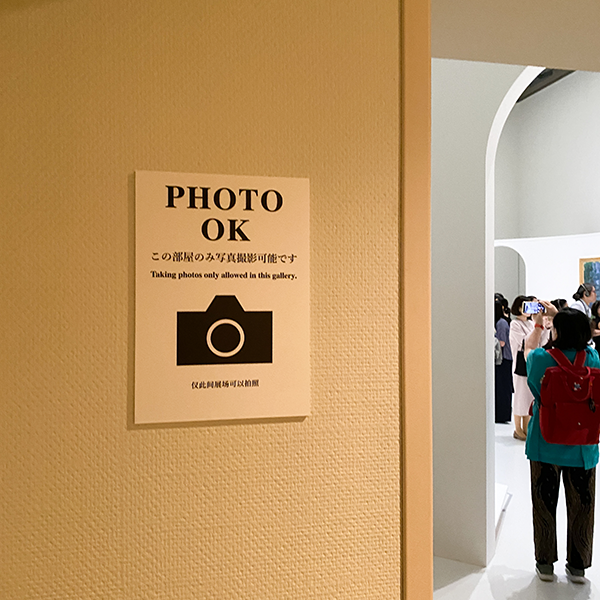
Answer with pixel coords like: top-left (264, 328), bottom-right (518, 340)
top-left (135, 171), bottom-right (310, 424)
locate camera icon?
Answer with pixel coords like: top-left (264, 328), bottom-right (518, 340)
top-left (177, 295), bottom-right (272, 365)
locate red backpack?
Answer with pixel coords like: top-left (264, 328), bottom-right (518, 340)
top-left (538, 348), bottom-right (600, 445)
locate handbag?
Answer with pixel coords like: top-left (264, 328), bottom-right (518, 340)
top-left (538, 348), bottom-right (600, 445)
top-left (514, 340), bottom-right (527, 376)
top-left (494, 338), bottom-right (503, 365)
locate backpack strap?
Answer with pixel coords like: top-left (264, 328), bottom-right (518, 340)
top-left (547, 348), bottom-right (571, 366)
top-left (547, 348), bottom-right (588, 373)
top-left (574, 350), bottom-right (587, 369)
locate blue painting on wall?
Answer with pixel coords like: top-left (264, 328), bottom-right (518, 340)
top-left (580, 257), bottom-right (600, 293)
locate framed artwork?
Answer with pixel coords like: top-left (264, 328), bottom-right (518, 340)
top-left (579, 257), bottom-right (600, 292)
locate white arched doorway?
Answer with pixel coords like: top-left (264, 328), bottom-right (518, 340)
top-left (494, 246), bottom-right (526, 303)
top-left (485, 65), bottom-right (543, 558)
top-left (431, 61), bottom-right (542, 567)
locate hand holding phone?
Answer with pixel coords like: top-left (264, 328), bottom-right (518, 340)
top-left (522, 301), bottom-right (545, 315)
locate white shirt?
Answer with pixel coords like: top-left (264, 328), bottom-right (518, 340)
top-left (571, 298), bottom-right (592, 318)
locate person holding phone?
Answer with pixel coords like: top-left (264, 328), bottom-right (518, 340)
top-left (510, 295), bottom-right (550, 440)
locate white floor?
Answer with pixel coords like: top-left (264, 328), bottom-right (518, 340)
top-left (434, 424), bottom-right (600, 599)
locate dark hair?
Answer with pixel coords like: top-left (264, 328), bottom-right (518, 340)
top-left (573, 283), bottom-right (595, 301)
top-left (551, 298), bottom-right (568, 311)
top-left (501, 298), bottom-right (510, 320)
top-left (552, 308), bottom-right (592, 351)
top-left (511, 295), bottom-right (534, 316)
top-left (591, 300), bottom-right (600, 320)
top-left (494, 300), bottom-right (505, 325)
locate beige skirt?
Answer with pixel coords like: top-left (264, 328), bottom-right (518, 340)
top-left (513, 373), bottom-right (534, 416)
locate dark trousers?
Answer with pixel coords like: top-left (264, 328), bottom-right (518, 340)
top-left (530, 460), bottom-right (596, 569)
top-left (495, 358), bottom-right (513, 423)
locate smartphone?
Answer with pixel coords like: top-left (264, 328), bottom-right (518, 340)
top-left (522, 301), bottom-right (545, 315)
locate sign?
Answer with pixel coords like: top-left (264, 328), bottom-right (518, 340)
top-left (134, 171), bottom-right (310, 424)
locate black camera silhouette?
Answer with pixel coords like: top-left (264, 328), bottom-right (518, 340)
top-left (177, 295), bottom-right (272, 365)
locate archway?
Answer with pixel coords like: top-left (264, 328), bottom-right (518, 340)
top-left (485, 65), bottom-right (542, 557)
top-left (495, 246), bottom-right (526, 303)
top-left (431, 62), bottom-right (541, 567)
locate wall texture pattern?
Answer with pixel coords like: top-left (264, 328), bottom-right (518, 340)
top-left (0, 1), bottom-right (401, 598)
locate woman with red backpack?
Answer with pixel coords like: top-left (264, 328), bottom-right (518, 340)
top-left (525, 303), bottom-right (600, 584)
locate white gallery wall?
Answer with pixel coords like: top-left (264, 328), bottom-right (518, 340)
top-left (495, 70), bottom-right (600, 300)
top-left (432, 59), bottom-right (524, 565)
top-left (496, 233), bottom-right (600, 301)
top-left (495, 246), bottom-right (526, 303)
top-left (497, 71), bottom-right (600, 239)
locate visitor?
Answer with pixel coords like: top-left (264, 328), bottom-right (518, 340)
top-left (525, 303), bottom-right (600, 584)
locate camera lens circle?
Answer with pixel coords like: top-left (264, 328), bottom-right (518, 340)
top-left (206, 319), bottom-right (245, 357)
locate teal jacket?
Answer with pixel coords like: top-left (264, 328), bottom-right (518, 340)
top-left (525, 346), bottom-right (600, 469)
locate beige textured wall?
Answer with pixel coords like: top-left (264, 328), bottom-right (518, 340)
top-left (0, 1), bottom-right (401, 598)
